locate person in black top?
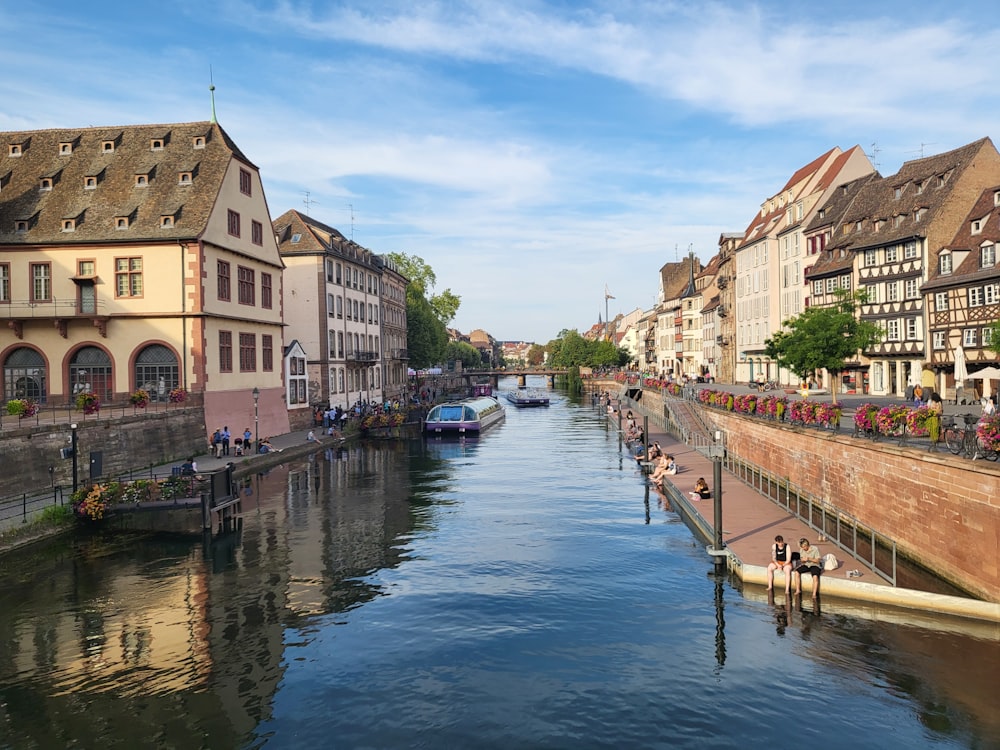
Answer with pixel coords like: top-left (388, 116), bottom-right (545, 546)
top-left (767, 534), bottom-right (793, 592)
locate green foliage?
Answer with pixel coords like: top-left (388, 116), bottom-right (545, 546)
top-left (988, 321), bottom-right (1000, 357)
top-left (39, 504), bottom-right (74, 524)
top-left (526, 344), bottom-right (545, 366)
top-left (545, 330), bottom-right (631, 368)
top-left (387, 251), bottom-right (461, 325)
top-left (764, 289), bottom-right (882, 404)
top-left (406, 285), bottom-right (448, 368)
top-left (446, 340), bottom-right (483, 368)
top-left (567, 365), bottom-right (583, 395)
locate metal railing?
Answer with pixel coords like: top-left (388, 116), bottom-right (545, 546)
top-left (0, 486), bottom-right (67, 527)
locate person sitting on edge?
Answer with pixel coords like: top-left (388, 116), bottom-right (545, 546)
top-left (306, 430), bottom-right (318, 442)
top-left (649, 454), bottom-right (671, 486)
top-left (792, 537), bottom-right (823, 597)
top-left (688, 477), bottom-right (711, 501)
top-left (663, 455), bottom-right (677, 475)
top-left (258, 438), bottom-right (281, 454)
top-left (767, 534), bottom-right (793, 592)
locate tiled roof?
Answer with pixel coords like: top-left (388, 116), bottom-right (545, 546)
top-left (273, 208), bottom-right (384, 270)
top-left (831, 138), bottom-right (993, 252)
top-left (0, 121), bottom-right (243, 244)
top-left (922, 184), bottom-right (1000, 291)
top-left (805, 173), bottom-right (881, 279)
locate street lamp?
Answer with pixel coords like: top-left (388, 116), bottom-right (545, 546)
top-left (709, 429), bottom-right (726, 573)
top-left (71, 423), bottom-right (78, 493)
top-left (252, 387), bottom-right (260, 454)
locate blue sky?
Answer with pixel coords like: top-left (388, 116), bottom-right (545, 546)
top-left (2, 1), bottom-right (999, 343)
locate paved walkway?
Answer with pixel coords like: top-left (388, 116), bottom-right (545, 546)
top-left (606, 394), bottom-right (1000, 623)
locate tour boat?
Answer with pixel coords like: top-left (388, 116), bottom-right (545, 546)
top-left (424, 396), bottom-right (506, 434)
top-left (504, 388), bottom-right (550, 407)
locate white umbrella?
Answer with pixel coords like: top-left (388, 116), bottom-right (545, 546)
top-left (968, 365), bottom-right (1000, 399)
top-left (953, 345), bottom-right (968, 384)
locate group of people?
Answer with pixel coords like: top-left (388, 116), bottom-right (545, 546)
top-left (209, 426), bottom-right (256, 457)
top-left (767, 535), bottom-right (823, 596)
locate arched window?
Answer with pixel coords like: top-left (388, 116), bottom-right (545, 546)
top-left (70, 346), bottom-right (112, 402)
top-left (134, 344), bottom-right (179, 400)
top-left (4, 347), bottom-right (46, 402)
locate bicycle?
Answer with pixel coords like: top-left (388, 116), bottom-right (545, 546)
top-left (943, 414), bottom-right (998, 460)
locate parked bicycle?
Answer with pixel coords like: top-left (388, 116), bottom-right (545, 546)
top-left (943, 414), bottom-right (998, 460)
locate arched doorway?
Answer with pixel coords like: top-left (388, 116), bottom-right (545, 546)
top-left (4, 347), bottom-right (46, 402)
top-left (70, 346), bottom-right (113, 402)
top-left (134, 344), bottom-right (179, 401)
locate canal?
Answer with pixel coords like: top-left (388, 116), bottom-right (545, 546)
top-left (1, 382), bottom-right (998, 748)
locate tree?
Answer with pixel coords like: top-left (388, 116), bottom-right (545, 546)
top-left (988, 321), bottom-right (1000, 357)
top-left (387, 252), bottom-right (462, 325)
top-left (445, 341), bottom-right (483, 369)
top-left (526, 344), bottom-right (546, 367)
top-left (405, 285), bottom-right (448, 369)
top-left (764, 289), bottom-right (882, 404)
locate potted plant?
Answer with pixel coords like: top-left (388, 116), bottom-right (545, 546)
top-left (130, 388), bottom-right (150, 408)
top-left (5, 398), bottom-right (39, 419)
top-left (977, 414), bottom-right (1000, 451)
top-left (75, 391), bottom-right (101, 415)
top-left (168, 387), bottom-right (187, 403)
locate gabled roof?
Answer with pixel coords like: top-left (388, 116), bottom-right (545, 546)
top-left (922, 185), bottom-right (1000, 291)
top-left (0, 121), bottom-right (241, 244)
top-left (273, 208), bottom-right (381, 269)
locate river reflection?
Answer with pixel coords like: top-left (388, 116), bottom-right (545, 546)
top-left (0, 388), bottom-right (998, 749)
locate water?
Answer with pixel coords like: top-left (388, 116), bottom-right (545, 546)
top-left (1, 383), bottom-right (998, 749)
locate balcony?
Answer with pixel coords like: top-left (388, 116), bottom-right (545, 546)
top-left (389, 348), bottom-right (409, 360)
top-left (716, 274), bottom-right (728, 289)
top-left (716, 335), bottom-right (729, 346)
top-left (1, 298), bottom-right (110, 338)
top-left (717, 305), bottom-right (729, 318)
top-left (348, 350), bottom-right (379, 362)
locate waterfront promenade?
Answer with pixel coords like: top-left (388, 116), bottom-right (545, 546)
top-left (603, 386), bottom-right (1000, 623)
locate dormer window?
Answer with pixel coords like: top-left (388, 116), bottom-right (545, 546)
top-left (84, 175), bottom-right (99, 190)
top-left (994, 190), bottom-right (1000, 206)
top-left (135, 174), bottom-right (149, 187)
top-left (15, 220), bottom-right (28, 232)
top-left (8, 143), bottom-right (23, 157)
top-left (193, 135), bottom-right (206, 149)
top-left (102, 140), bottom-right (115, 153)
top-left (160, 214), bottom-right (175, 228)
top-left (972, 219), bottom-right (983, 234)
top-left (940, 252), bottom-right (953, 274)
top-left (178, 171), bottom-right (192, 185)
top-left (983, 244), bottom-right (997, 268)
top-left (62, 219), bottom-right (75, 232)
top-left (894, 214), bottom-right (905, 228)
top-left (894, 186), bottom-right (902, 199)
top-left (59, 142), bottom-right (73, 155)
top-left (818, 208), bottom-right (826, 220)
top-left (115, 216), bottom-right (130, 230)
top-left (915, 207), bottom-right (927, 222)
top-left (39, 177), bottom-right (53, 191)
top-left (915, 180), bottom-right (924, 194)
top-left (855, 220), bottom-right (863, 232)
top-left (150, 138), bottom-right (164, 151)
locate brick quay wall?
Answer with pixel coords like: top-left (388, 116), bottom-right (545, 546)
top-left (606, 383), bottom-right (1000, 602)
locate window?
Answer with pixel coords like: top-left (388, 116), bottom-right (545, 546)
top-left (150, 138), bottom-right (164, 150)
top-left (239, 168), bottom-right (252, 196)
top-left (336, 263), bottom-right (342, 284)
top-left (963, 328), bottom-right (977, 347)
top-left (864, 284), bottom-right (878, 304)
top-left (327, 293), bottom-right (335, 316)
top-left (218, 260), bottom-right (231, 301)
top-left (906, 317), bottom-right (918, 340)
top-left (84, 176), bottom-right (97, 189)
top-left (0, 263), bottom-right (9, 302)
top-left (102, 140), bottom-right (115, 153)
top-left (193, 135), bottom-right (206, 149)
top-left (337, 295), bottom-right (343, 319)
top-left (251, 219), bottom-right (263, 246)
top-left (325, 259), bottom-right (334, 282)
top-left (262, 334), bottom-right (273, 371)
top-left (337, 332), bottom-right (344, 358)
top-left (894, 186), bottom-right (902, 199)
top-left (864, 249), bottom-right (878, 267)
top-left (61, 219), bottom-right (76, 232)
top-left (135, 174), bottom-right (148, 187)
top-left (115, 257), bottom-right (143, 297)
top-left (972, 219), bottom-right (982, 233)
top-left (932, 331), bottom-right (946, 350)
top-left (237, 266), bottom-right (255, 305)
top-left (886, 319), bottom-right (900, 341)
top-left (219, 331), bottom-right (233, 372)
top-left (982, 244), bottom-right (996, 268)
top-left (886, 245), bottom-right (898, 263)
top-left (160, 215), bottom-right (174, 228)
top-left (985, 327), bottom-right (995, 346)
top-left (261, 272), bottom-right (272, 309)
top-left (969, 287), bottom-right (984, 307)
top-left (179, 171), bottom-right (192, 185)
top-left (905, 278), bottom-right (919, 299)
top-left (227, 209), bottom-right (241, 237)
top-left (935, 292), bottom-right (948, 311)
top-left (78, 260), bottom-right (95, 277)
top-left (115, 216), bottom-right (130, 230)
top-left (915, 208), bottom-right (927, 222)
top-left (903, 241), bottom-right (918, 259)
top-left (840, 275), bottom-right (852, 290)
top-left (825, 278), bottom-right (836, 293)
top-left (986, 283), bottom-right (999, 305)
top-left (39, 177), bottom-right (53, 191)
top-left (886, 281), bottom-right (900, 302)
top-left (813, 280), bottom-right (823, 296)
top-left (940, 253), bottom-right (953, 274)
top-left (239, 333), bottom-right (256, 372)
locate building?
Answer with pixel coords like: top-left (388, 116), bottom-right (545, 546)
top-left (0, 120), bottom-right (289, 439)
top-left (714, 232), bottom-right (742, 383)
top-left (273, 210), bottom-right (386, 415)
top-left (921, 184), bottom-right (1000, 398)
top-left (379, 257), bottom-right (409, 404)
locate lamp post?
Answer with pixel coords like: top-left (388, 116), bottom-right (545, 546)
top-left (252, 387), bottom-right (260, 454)
top-left (71, 423), bottom-right (79, 493)
top-left (709, 429), bottom-right (726, 573)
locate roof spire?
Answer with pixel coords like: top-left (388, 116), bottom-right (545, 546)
top-left (209, 66), bottom-right (217, 124)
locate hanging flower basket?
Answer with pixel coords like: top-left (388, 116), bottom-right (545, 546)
top-left (977, 414), bottom-right (1000, 451)
top-left (168, 387), bottom-right (187, 403)
top-left (6, 398), bottom-right (39, 418)
top-left (75, 391), bottom-right (101, 415)
top-left (130, 389), bottom-right (150, 408)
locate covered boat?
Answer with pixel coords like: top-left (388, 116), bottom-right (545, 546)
top-left (424, 396), bottom-right (506, 434)
top-left (505, 388), bottom-right (550, 407)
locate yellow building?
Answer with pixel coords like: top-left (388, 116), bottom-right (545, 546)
top-left (0, 121), bottom-right (289, 440)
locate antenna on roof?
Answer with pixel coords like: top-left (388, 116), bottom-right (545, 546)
top-left (209, 66), bottom-right (217, 124)
top-left (302, 191), bottom-right (318, 215)
top-left (347, 204), bottom-right (355, 241)
top-left (907, 142), bottom-right (937, 158)
top-left (866, 141), bottom-right (880, 170)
